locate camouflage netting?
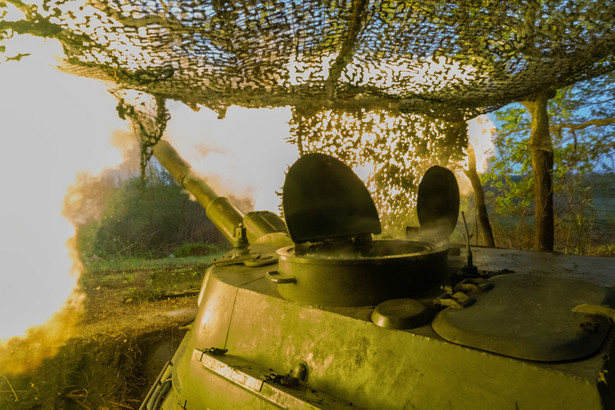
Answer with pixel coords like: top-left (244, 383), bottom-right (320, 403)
top-left (289, 107), bottom-right (467, 230)
top-left (2, 0), bottom-right (614, 120)
top-left (2, 0), bottom-right (614, 229)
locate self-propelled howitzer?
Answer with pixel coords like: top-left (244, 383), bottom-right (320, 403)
top-left (143, 141), bottom-right (615, 410)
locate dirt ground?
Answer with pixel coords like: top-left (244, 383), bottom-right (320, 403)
top-left (0, 261), bottom-right (207, 409)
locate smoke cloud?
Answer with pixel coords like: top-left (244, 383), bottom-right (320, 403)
top-left (0, 35), bottom-right (299, 373)
top-left (0, 35), bottom-right (128, 370)
top-left (164, 102), bottom-right (299, 213)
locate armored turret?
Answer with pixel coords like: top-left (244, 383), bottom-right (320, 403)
top-left (142, 140), bottom-right (615, 410)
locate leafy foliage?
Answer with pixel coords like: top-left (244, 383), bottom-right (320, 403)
top-left (79, 166), bottom-right (227, 260)
top-left (484, 72), bottom-right (615, 254)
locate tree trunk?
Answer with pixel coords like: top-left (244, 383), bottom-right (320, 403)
top-left (521, 92), bottom-right (555, 252)
top-left (464, 143), bottom-right (496, 247)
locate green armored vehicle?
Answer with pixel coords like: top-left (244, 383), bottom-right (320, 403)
top-left (142, 140), bottom-right (615, 410)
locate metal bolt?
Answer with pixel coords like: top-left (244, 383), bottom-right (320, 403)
top-left (292, 361), bottom-right (308, 382)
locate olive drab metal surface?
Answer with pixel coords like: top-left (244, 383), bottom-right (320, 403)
top-left (275, 153), bottom-right (448, 307)
top-left (432, 274), bottom-right (615, 361)
top-left (142, 141), bottom-right (615, 410)
top-left (282, 153), bottom-right (381, 243)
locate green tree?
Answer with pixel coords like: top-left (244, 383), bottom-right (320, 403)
top-left (484, 72), bottom-right (615, 254)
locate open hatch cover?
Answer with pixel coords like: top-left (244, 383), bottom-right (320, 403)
top-left (282, 153), bottom-right (381, 244)
top-left (416, 166), bottom-right (460, 240)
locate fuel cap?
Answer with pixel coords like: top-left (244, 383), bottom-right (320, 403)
top-left (416, 166), bottom-right (459, 240)
top-left (283, 153), bottom-right (381, 243)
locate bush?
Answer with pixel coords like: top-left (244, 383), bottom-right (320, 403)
top-left (76, 171), bottom-right (227, 260)
top-left (76, 220), bottom-right (100, 263)
top-left (173, 242), bottom-right (220, 258)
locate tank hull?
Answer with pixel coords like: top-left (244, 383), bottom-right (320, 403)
top-left (148, 247), bottom-right (615, 410)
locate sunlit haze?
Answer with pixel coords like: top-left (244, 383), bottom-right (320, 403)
top-left (0, 36), bottom-right (127, 340)
top-left (457, 115), bottom-right (496, 195)
top-left (165, 104), bottom-right (298, 213)
top-left (467, 115), bottom-right (496, 173)
top-left (0, 35), bottom-right (298, 343)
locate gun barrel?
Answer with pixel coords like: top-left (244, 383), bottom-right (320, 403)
top-left (153, 140), bottom-right (245, 245)
top-left (152, 140), bottom-right (288, 247)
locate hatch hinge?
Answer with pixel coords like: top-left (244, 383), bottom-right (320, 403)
top-left (435, 278), bottom-right (493, 308)
top-left (455, 277), bottom-right (494, 292)
top-left (261, 371), bottom-right (301, 389)
top-left (261, 362), bottom-right (308, 389)
top-left (435, 288), bottom-right (475, 308)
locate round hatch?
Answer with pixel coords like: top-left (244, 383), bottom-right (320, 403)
top-left (282, 153), bottom-right (381, 243)
top-left (417, 166), bottom-right (459, 240)
top-left (432, 274), bottom-right (615, 362)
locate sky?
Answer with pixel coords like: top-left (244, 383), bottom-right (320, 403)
top-left (164, 102), bottom-right (298, 211)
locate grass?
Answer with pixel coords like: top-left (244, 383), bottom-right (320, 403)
top-left (1, 251), bottom-right (228, 409)
top-left (80, 250), bottom-right (228, 302)
top-left (451, 201), bottom-right (615, 255)
top-left (84, 250), bottom-right (227, 273)
top-left (97, 272), bottom-right (138, 286)
top-left (593, 243), bottom-right (615, 257)
top-left (137, 264), bottom-right (206, 301)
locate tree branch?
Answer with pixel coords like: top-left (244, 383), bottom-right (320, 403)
top-left (88, 0), bottom-right (185, 30)
top-left (552, 118), bottom-right (615, 133)
top-left (498, 117), bottom-right (615, 138)
top-left (497, 126), bottom-right (531, 137)
top-left (578, 94), bottom-right (615, 106)
top-left (325, 0), bottom-right (369, 99)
